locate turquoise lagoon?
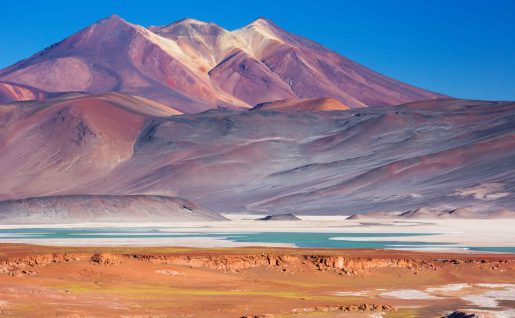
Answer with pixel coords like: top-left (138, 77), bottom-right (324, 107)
top-left (0, 228), bottom-right (513, 253)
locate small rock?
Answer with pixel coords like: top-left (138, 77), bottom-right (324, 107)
top-left (443, 311), bottom-right (477, 318)
top-left (90, 253), bottom-right (121, 265)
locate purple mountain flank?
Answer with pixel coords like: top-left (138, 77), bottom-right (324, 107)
top-left (0, 15), bottom-right (443, 113)
top-left (1, 95), bottom-right (514, 215)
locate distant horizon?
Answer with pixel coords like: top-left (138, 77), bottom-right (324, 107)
top-left (1, 0), bottom-right (514, 101)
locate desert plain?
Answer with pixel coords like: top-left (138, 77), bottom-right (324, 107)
top-left (0, 217), bottom-right (513, 318)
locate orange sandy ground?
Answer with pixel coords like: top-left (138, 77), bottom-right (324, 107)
top-left (0, 244), bottom-right (513, 317)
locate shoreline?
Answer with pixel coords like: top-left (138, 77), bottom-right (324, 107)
top-left (0, 218), bottom-right (513, 251)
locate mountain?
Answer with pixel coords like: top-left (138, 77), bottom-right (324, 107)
top-left (0, 15), bottom-right (242, 113)
top-left (0, 195), bottom-right (226, 223)
top-left (346, 208), bottom-right (515, 219)
top-left (0, 15), bottom-right (443, 112)
top-left (0, 15), bottom-right (512, 218)
top-left (399, 207), bottom-right (476, 219)
top-left (1, 96), bottom-right (514, 215)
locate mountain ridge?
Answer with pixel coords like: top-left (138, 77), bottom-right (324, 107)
top-left (0, 15), bottom-right (444, 113)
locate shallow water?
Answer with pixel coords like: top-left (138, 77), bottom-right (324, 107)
top-left (0, 228), bottom-right (512, 252)
top-left (468, 246), bottom-right (515, 253)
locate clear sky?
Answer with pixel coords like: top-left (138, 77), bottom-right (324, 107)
top-left (1, 0), bottom-right (514, 100)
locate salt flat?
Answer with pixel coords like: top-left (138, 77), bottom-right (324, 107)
top-left (0, 217), bottom-right (513, 250)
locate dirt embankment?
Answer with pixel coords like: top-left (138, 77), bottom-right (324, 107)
top-left (126, 253), bottom-right (426, 274)
top-left (1, 251), bottom-right (512, 278)
top-left (0, 246), bottom-right (513, 317)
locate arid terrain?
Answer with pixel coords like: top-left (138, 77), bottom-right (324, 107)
top-left (0, 12), bottom-right (514, 318)
top-left (0, 244), bottom-right (513, 317)
top-left (0, 217), bottom-right (513, 317)
top-left (0, 15), bottom-right (513, 218)
top-left (1, 97), bottom-right (514, 217)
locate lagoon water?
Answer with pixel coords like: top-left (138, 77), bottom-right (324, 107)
top-left (0, 228), bottom-right (513, 252)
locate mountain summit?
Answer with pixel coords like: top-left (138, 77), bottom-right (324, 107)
top-left (0, 15), bottom-right (444, 112)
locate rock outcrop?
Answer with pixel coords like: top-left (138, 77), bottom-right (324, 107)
top-left (123, 253), bottom-right (513, 276)
top-left (242, 304), bottom-right (396, 317)
top-left (443, 311), bottom-right (478, 318)
top-left (292, 303), bottom-right (396, 313)
top-left (0, 251), bottom-right (512, 279)
top-left (258, 213), bottom-right (301, 221)
top-left (91, 253), bottom-right (122, 265)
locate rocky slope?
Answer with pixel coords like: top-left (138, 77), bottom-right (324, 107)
top-left (0, 15), bottom-right (443, 112)
top-left (2, 248), bottom-right (512, 277)
top-left (0, 97), bottom-right (514, 215)
top-left (0, 93), bottom-right (180, 198)
top-left (0, 195), bottom-right (226, 223)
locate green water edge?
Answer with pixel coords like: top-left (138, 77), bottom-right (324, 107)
top-left (0, 228), bottom-right (512, 253)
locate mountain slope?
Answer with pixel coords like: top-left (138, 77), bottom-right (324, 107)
top-left (0, 15), bottom-right (244, 113)
top-left (0, 82), bottom-right (48, 104)
top-left (347, 208), bottom-right (515, 219)
top-left (0, 92), bottom-right (179, 198)
top-left (231, 18), bottom-right (444, 107)
top-left (1, 97), bottom-right (513, 215)
top-left (0, 195), bottom-right (226, 223)
top-left (0, 15), bottom-right (443, 112)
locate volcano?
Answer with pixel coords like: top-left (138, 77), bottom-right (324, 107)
top-left (0, 15), bottom-right (443, 113)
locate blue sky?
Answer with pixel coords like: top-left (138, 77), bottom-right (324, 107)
top-left (1, 0), bottom-right (514, 100)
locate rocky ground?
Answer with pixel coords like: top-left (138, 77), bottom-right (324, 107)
top-left (0, 244), bottom-right (513, 317)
